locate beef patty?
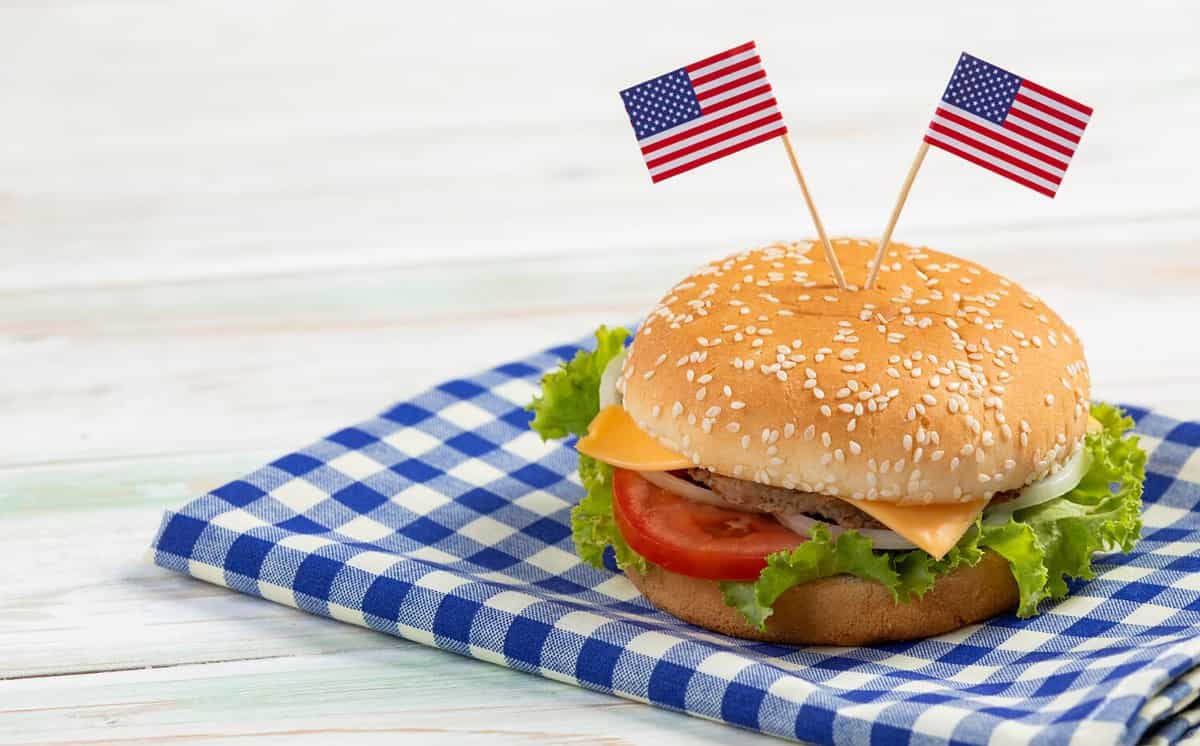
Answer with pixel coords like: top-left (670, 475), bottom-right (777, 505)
top-left (688, 469), bottom-right (1017, 530)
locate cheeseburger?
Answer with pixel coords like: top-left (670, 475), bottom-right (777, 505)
top-left (529, 239), bottom-right (1145, 645)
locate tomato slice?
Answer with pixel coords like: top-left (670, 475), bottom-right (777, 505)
top-left (611, 467), bottom-right (804, 580)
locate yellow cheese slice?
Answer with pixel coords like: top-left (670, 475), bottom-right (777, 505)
top-left (576, 405), bottom-right (692, 471)
top-left (846, 498), bottom-right (987, 559)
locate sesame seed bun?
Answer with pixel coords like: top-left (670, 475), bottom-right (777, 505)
top-left (626, 550), bottom-right (1019, 645)
top-left (619, 239), bottom-right (1090, 505)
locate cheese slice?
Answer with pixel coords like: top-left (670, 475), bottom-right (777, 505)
top-left (576, 405), bottom-right (692, 471)
top-left (847, 498), bottom-right (986, 559)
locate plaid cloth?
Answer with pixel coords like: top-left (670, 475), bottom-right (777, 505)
top-left (152, 334), bottom-right (1200, 745)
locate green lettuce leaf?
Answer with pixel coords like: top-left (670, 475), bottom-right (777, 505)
top-left (722, 402), bottom-right (1145, 629)
top-left (994, 401), bottom-right (1145, 614)
top-left (527, 326), bottom-right (629, 440)
top-left (573, 454), bottom-right (647, 572)
top-left (528, 325), bottom-right (645, 571)
top-left (721, 524), bottom-right (899, 629)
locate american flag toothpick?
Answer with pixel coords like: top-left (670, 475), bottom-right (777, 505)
top-left (926, 52), bottom-right (1092, 198)
top-left (620, 41), bottom-right (847, 289)
top-left (866, 52), bottom-right (1094, 289)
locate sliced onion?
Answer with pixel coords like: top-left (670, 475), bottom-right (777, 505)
top-left (638, 469), bottom-right (756, 512)
top-left (983, 446), bottom-right (1092, 523)
top-left (775, 512), bottom-right (918, 550)
top-left (598, 347), bottom-right (627, 410)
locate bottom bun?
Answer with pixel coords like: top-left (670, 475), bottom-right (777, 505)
top-left (625, 551), bottom-right (1019, 646)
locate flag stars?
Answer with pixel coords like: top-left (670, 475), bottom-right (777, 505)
top-left (622, 67), bottom-right (703, 139)
top-left (941, 52), bottom-right (1021, 124)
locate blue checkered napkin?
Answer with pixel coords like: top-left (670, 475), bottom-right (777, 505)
top-left (152, 335), bottom-right (1200, 746)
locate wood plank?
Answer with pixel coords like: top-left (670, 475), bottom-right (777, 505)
top-left (1, 502), bottom-right (393, 679)
top-left (3, 226), bottom-right (1200, 471)
top-left (0, 649), bottom-right (768, 745)
top-left (0, 3), bottom-right (1197, 291)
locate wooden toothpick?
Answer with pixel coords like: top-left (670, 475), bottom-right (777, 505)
top-left (865, 141), bottom-right (929, 290)
top-left (781, 134), bottom-right (846, 290)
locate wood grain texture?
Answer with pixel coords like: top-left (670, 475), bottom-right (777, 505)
top-left (2, 1), bottom-right (1198, 743)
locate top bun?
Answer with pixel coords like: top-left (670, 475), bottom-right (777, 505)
top-left (619, 239), bottom-right (1090, 505)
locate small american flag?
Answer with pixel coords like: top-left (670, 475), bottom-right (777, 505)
top-left (925, 52), bottom-right (1092, 198)
top-left (620, 41), bottom-right (787, 183)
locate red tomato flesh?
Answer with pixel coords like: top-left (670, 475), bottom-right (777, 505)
top-left (611, 467), bottom-right (804, 580)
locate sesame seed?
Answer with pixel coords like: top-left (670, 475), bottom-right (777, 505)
top-left (730, 400), bottom-right (746, 410)
top-left (725, 422), bottom-right (741, 433)
top-left (803, 425), bottom-right (816, 441)
top-left (696, 387), bottom-right (707, 401)
top-left (740, 435), bottom-right (751, 449)
top-left (820, 404), bottom-right (832, 417)
top-left (671, 401), bottom-right (683, 417)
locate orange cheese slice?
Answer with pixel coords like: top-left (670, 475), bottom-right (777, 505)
top-left (576, 405), bottom-right (692, 471)
top-left (847, 498), bottom-right (987, 559)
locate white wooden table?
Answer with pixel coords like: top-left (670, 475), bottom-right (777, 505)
top-left (3, 2), bottom-right (1199, 742)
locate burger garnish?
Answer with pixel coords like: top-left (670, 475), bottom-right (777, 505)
top-left (528, 239), bottom-right (1146, 644)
